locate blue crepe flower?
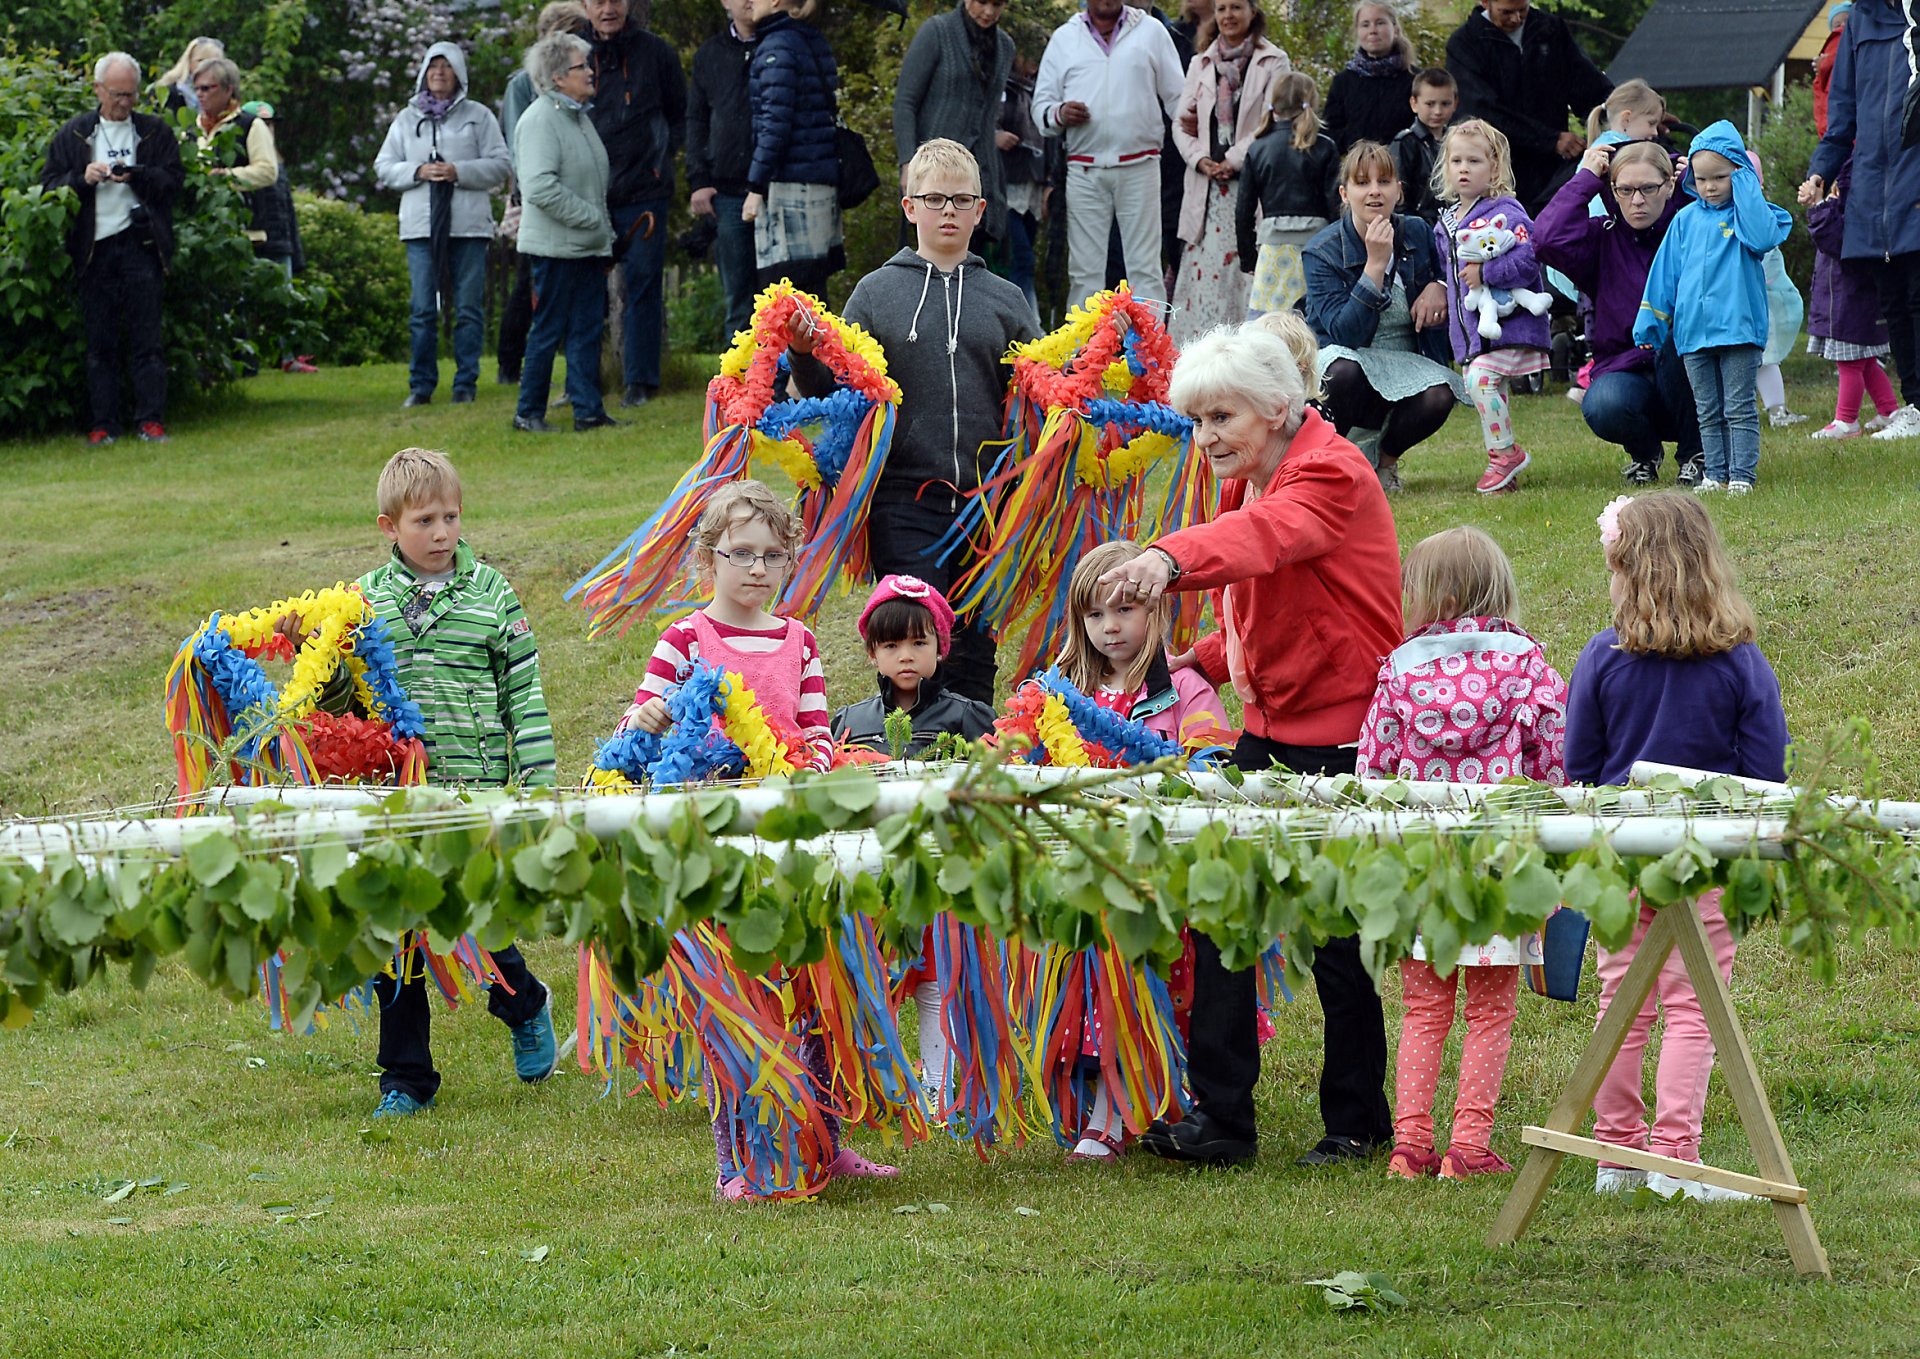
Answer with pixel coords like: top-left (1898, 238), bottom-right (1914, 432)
top-left (1038, 667), bottom-right (1181, 766)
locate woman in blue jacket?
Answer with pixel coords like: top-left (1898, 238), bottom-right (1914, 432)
top-left (742, 0), bottom-right (843, 294)
top-left (1804, 0), bottom-right (1920, 440)
top-left (1302, 141), bottom-right (1461, 492)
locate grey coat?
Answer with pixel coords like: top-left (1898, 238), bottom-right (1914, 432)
top-left (892, 4), bottom-right (1013, 239)
top-left (514, 91), bottom-right (614, 259)
top-left (372, 41), bottom-right (511, 240)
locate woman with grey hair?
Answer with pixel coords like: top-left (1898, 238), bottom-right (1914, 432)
top-left (1098, 321), bottom-right (1403, 1171)
top-left (511, 30), bottom-right (617, 433)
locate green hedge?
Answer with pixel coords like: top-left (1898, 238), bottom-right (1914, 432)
top-left (293, 192), bottom-right (410, 366)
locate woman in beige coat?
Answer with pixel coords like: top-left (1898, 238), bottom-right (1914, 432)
top-left (1169, 0), bottom-right (1287, 343)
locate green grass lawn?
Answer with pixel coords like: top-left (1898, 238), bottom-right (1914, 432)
top-left (4, 359), bottom-right (1920, 1356)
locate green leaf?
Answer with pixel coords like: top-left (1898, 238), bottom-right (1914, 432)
top-left (101, 1179), bottom-right (136, 1203)
top-left (728, 904), bottom-right (782, 954)
top-left (822, 770), bottom-right (880, 814)
top-left (185, 834), bottom-right (240, 887)
top-left (236, 865), bottom-right (284, 923)
top-left (1503, 861), bottom-right (1561, 928)
top-left (1188, 859), bottom-right (1235, 905)
top-left (306, 838), bottom-right (350, 891)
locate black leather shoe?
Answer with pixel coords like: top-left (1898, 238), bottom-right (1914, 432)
top-left (451, 389), bottom-right (475, 405)
top-left (1294, 1134), bottom-right (1380, 1167)
top-left (1139, 1114), bottom-right (1256, 1167)
top-left (401, 392), bottom-right (431, 408)
top-left (511, 414), bottom-right (556, 434)
top-left (621, 383), bottom-right (652, 409)
top-left (574, 411), bottom-right (624, 432)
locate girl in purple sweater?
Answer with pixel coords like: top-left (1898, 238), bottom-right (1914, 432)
top-left (1566, 491), bottom-right (1789, 1203)
top-left (1433, 120), bottom-right (1552, 495)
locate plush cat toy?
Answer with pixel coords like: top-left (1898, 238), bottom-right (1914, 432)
top-left (1455, 213), bottom-right (1554, 341)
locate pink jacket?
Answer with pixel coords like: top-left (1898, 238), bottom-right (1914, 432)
top-left (1171, 39), bottom-right (1290, 246)
top-left (1355, 617), bottom-right (1567, 784)
top-left (1117, 663), bottom-right (1230, 746)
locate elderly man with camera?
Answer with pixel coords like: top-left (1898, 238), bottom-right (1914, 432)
top-left (42, 51), bottom-right (185, 446)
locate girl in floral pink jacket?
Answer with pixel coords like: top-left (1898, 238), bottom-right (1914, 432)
top-left (1355, 526), bottom-right (1568, 1182)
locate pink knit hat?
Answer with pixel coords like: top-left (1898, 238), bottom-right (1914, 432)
top-left (857, 574), bottom-right (956, 657)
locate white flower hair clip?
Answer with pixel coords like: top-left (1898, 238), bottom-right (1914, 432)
top-left (1597, 495), bottom-right (1632, 547)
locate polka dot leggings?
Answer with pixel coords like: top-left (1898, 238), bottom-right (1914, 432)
top-left (1393, 960), bottom-right (1520, 1155)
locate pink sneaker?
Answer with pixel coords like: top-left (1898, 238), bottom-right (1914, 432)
top-left (1438, 1147), bottom-right (1515, 1180)
top-left (828, 1147), bottom-right (900, 1179)
top-left (716, 1174), bottom-right (753, 1202)
top-left (1387, 1144), bottom-right (1442, 1180)
top-left (1475, 446), bottom-right (1530, 494)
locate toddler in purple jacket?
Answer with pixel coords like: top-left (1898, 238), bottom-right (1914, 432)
top-left (1433, 120), bottom-right (1551, 496)
top-left (1800, 156), bottom-right (1900, 439)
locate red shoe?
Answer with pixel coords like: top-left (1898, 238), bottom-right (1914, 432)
top-left (281, 355), bottom-right (319, 374)
top-left (1475, 445), bottom-right (1529, 493)
top-left (1065, 1130), bottom-right (1128, 1165)
top-left (136, 421), bottom-right (170, 443)
top-left (1387, 1143), bottom-right (1442, 1180)
top-left (1438, 1146), bottom-right (1515, 1180)
top-left (87, 428), bottom-right (115, 446)
top-left (827, 1146), bottom-right (900, 1179)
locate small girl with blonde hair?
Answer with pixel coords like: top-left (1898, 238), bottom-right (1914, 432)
top-left (1433, 119), bottom-right (1553, 494)
top-left (1567, 492), bottom-right (1788, 1201)
top-left (1585, 79), bottom-right (1666, 149)
top-left (1357, 526), bottom-right (1567, 1180)
top-left (1238, 72), bottom-right (1340, 316)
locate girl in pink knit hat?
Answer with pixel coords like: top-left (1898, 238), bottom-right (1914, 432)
top-left (830, 574), bottom-right (998, 758)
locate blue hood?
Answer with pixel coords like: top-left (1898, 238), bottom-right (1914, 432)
top-left (1680, 120), bottom-right (1753, 200)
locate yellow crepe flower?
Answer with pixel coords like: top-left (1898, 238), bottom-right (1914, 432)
top-left (217, 586), bottom-right (373, 721)
top-left (1036, 693), bottom-right (1091, 767)
top-left (750, 429), bottom-right (822, 490)
top-left (718, 673), bottom-right (797, 778)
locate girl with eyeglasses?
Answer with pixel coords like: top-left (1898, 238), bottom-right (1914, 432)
top-left (1536, 140), bottom-right (1704, 485)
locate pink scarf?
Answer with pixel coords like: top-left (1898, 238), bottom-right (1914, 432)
top-left (1212, 37), bottom-right (1254, 133)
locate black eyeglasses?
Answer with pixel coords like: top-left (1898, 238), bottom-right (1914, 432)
top-left (565, 62), bottom-right (591, 73)
top-left (911, 192), bottom-right (979, 212)
top-left (192, 82), bottom-right (223, 93)
top-left (712, 548), bottom-right (792, 570)
top-left (1614, 183), bottom-right (1668, 201)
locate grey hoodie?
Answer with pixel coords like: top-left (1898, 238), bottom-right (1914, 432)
top-left (372, 41), bottom-right (512, 240)
top-left (797, 248), bottom-right (1040, 502)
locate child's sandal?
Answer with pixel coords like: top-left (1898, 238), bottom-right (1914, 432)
top-left (1065, 1130), bottom-right (1128, 1165)
top-left (1387, 1144), bottom-right (1443, 1180)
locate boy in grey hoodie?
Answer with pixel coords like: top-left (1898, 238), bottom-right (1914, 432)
top-left (788, 138), bottom-right (1039, 704)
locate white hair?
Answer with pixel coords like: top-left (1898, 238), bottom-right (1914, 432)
top-left (94, 52), bottom-right (140, 84)
top-left (526, 32), bottom-right (591, 92)
top-left (1168, 324), bottom-right (1309, 430)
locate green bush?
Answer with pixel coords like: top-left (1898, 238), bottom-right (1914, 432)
top-left (0, 48), bottom-right (320, 438)
top-left (666, 265), bottom-right (728, 354)
top-left (293, 192), bottom-right (410, 365)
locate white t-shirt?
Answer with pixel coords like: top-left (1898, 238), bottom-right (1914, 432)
top-left (91, 116), bottom-right (138, 241)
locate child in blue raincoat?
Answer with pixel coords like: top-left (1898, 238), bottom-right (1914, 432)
top-left (1634, 120), bottom-right (1793, 494)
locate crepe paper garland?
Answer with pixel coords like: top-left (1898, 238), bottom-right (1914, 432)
top-left (588, 662), bottom-right (797, 788)
top-left (935, 288), bottom-right (1216, 678)
top-left (802, 910), bottom-right (930, 1151)
top-left (926, 913), bottom-right (1041, 1155)
top-left (992, 670), bottom-right (1212, 770)
top-left (568, 282), bottom-right (900, 637)
top-left (165, 586), bottom-right (427, 799)
top-left (257, 931), bottom-right (511, 1034)
top-left (576, 942), bottom-right (703, 1103)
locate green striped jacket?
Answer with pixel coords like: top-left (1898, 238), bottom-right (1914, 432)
top-left (357, 541), bottom-right (557, 787)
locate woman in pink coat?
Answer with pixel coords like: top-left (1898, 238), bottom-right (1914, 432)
top-left (1169, 0), bottom-right (1289, 342)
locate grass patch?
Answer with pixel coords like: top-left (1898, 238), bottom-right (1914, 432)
top-left (4, 359), bottom-right (1920, 1353)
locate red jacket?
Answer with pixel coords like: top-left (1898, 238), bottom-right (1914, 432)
top-left (1152, 410), bottom-right (1403, 747)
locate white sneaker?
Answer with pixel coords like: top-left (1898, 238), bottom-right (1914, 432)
top-left (1566, 385), bottom-right (1586, 405)
top-left (1866, 409), bottom-right (1897, 432)
top-left (1767, 405), bottom-right (1808, 427)
top-left (1811, 419), bottom-right (1861, 440)
top-left (1645, 1169), bottom-right (1760, 1203)
top-left (1595, 1166), bottom-right (1648, 1195)
top-left (1870, 405), bottom-right (1920, 440)
top-left (1727, 480), bottom-right (1753, 496)
top-left (1694, 478), bottom-right (1725, 494)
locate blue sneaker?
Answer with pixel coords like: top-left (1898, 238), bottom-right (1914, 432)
top-left (509, 992), bottom-right (557, 1083)
top-left (372, 1089), bottom-right (432, 1118)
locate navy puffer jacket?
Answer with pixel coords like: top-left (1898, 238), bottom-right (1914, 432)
top-left (749, 13), bottom-right (839, 192)
top-left (1809, 0), bottom-right (1920, 261)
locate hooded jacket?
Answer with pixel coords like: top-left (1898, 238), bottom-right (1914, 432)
top-left (1808, 0), bottom-right (1920, 261)
top-left (588, 16), bottom-right (687, 205)
top-left (1534, 163), bottom-right (1681, 379)
top-left (1434, 193), bottom-right (1552, 361)
top-left (514, 88), bottom-right (615, 259)
top-left (1033, 7), bottom-right (1185, 166)
top-left (748, 13), bottom-right (840, 191)
top-left (41, 108), bottom-right (184, 273)
top-left (1806, 157), bottom-right (1889, 347)
top-left (1633, 121), bottom-right (1792, 354)
top-left (373, 43), bottom-right (512, 240)
top-left (1302, 211), bottom-right (1453, 364)
top-left (1444, 7), bottom-right (1613, 210)
top-left (1171, 38), bottom-right (1290, 246)
top-left (791, 247), bottom-right (1039, 502)
top-left (894, 2), bottom-right (1016, 240)
top-left (831, 672), bottom-right (999, 756)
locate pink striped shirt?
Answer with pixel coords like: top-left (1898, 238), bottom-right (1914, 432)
top-left (621, 610), bottom-right (833, 770)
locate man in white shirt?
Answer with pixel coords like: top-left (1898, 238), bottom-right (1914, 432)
top-left (1034, 0), bottom-right (1185, 306)
top-left (41, 52), bottom-right (185, 445)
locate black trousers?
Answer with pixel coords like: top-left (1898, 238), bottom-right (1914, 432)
top-left (374, 943), bottom-right (546, 1103)
top-left (1183, 732), bottom-right (1393, 1145)
top-left (80, 231), bottom-right (166, 436)
top-left (1872, 252), bottom-right (1920, 406)
top-left (497, 250), bottom-right (533, 380)
top-left (864, 494), bottom-right (998, 705)
top-left (1322, 358), bottom-right (1458, 462)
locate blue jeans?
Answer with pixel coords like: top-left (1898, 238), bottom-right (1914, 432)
top-left (1681, 344), bottom-right (1762, 485)
top-left (516, 255), bottom-right (608, 423)
top-left (1583, 344), bottom-right (1702, 466)
top-left (1004, 209), bottom-right (1039, 317)
top-left (612, 197), bottom-right (669, 392)
top-left (711, 192), bottom-right (758, 343)
top-left (405, 237), bottom-right (487, 397)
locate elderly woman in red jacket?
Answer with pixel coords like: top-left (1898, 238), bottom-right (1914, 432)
top-left (1099, 322), bottom-right (1403, 1168)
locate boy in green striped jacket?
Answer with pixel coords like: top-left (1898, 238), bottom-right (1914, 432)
top-left (361, 447), bottom-right (559, 1117)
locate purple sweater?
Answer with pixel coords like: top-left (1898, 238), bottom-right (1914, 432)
top-left (1434, 193), bottom-right (1552, 362)
top-left (1533, 167), bottom-right (1681, 379)
top-left (1564, 628), bottom-right (1790, 788)
top-left (1807, 158), bottom-right (1890, 348)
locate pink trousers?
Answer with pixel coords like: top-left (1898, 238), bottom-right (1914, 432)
top-left (1394, 960), bottom-right (1519, 1155)
top-left (1591, 890), bottom-right (1736, 1165)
